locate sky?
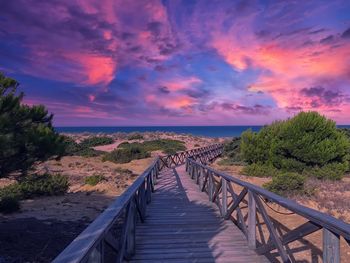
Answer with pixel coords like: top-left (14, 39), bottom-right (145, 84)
top-left (0, 0), bottom-right (350, 126)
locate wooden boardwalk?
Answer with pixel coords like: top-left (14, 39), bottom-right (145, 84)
top-left (130, 165), bottom-right (268, 263)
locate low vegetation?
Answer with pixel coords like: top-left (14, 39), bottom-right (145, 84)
top-left (219, 138), bottom-right (244, 165)
top-left (127, 133), bottom-right (144, 140)
top-left (103, 146), bottom-right (150, 164)
top-left (119, 139), bottom-right (186, 155)
top-left (263, 172), bottom-right (306, 197)
top-left (80, 136), bottom-right (114, 147)
top-left (0, 174), bottom-right (69, 213)
top-left (63, 136), bottom-right (104, 157)
top-left (84, 174), bottom-right (106, 186)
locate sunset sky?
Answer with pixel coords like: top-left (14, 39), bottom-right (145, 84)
top-left (1, 0), bottom-right (350, 126)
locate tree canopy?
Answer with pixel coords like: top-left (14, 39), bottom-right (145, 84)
top-left (240, 111), bottom-right (350, 180)
top-left (0, 72), bottom-right (64, 177)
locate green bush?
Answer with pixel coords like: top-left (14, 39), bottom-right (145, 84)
top-left (118, 139), bottom-right (186, 155)
top-left (240, 112), bottom-right (350, 180)
top-left (127, 133), bottom-right (144, 140)
top-left (103, 146), bottom-right (151, 164)
top-left (241, 163), bottom-right (278, 177)
top-left (19, 174), bottom-right (69, 198)
top-left (222, 137), bottom-right (244, 163)
top-left (303, 162), bottom-right (348, 180)
top-left (85, 174), bottom-right (105, 186)
top-left (0, 72), bottom-right (65, 177)
top-left (0, 174), bottom-right (68, 213)
top-left (63, 136), bottom-right (104, 157)
top-left (80, 136), bottom-right (114, 147)
top-left (263, 172), bottom-right (306, 196)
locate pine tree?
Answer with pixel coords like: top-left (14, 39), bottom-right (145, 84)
top-left (0, 72), bottom-right (65, 177)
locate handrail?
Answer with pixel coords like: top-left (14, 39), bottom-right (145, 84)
top-left (53, 144), bottom-right (223, 263)
top-left (186, 157), bottom-right (350, 262)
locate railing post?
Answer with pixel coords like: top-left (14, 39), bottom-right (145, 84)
top-left (198, 167), bottom-right (203, 191)
top-left (221, 179), bottom-right (227, 217)
top-left (208, 172), bottom-right (214, 202)
top-left (323, 228), bottom-right (340, 263)
top-left (248, 190), bottom-right (256, 249)
top-left (146, 175), bottom-right (151, 204)
top-left (88, 241), bottom-right (104, 263)
top-left (125, 199), bottom-right (136, 259)
top-left (139, 181), bottom-right (146, 218)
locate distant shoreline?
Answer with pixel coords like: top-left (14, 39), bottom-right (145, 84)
top-left (55, 125), bottom-right (350, 138)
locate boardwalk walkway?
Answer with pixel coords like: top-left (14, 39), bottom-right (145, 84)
top-left (130, 165), bottom-right (268, 263)
top-left (54, 144), bottom-right (349, 263)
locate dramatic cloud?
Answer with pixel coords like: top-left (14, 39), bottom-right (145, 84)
top-left (0, 0), bottom-right (350, 125)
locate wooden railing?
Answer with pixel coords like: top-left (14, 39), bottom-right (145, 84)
top-left (53, 144), bottom-right (223, 263)
top-left (186, 158), bottom-right (350, 263)
top-left (159, 143), bottom-right (224, 168)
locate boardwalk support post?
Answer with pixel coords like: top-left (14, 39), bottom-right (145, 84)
top-left (221, 179), bottom-right (227, 217)
top-left (208, 172), bottom-right (214, 202)
top-left (248, 190), bottom-right (256, 249)
top-left (323, 228), bottom-right (340, 263)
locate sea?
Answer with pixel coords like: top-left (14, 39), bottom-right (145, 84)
top-left (55, 125), bottom-right (350, 138)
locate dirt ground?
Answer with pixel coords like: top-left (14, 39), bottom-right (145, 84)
top-left (0, 132), bottom-right (218, 262)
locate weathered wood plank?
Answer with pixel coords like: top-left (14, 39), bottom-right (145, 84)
top-left (131, 166), bottom-right (268, 263)
top-left (323, 228), bottom-right (340, 263)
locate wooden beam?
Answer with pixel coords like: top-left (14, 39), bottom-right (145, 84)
top-left (254, 194), bottom-right (291, 263)
top-left (248, 190), bottom-right (256, 249)
top-left (323, 228), bottom-right (340, 263)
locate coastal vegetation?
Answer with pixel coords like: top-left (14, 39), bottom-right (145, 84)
top-left (79, 136), bottom-right (114, 148)
top-left (84, 174), bottom-right (106, 186)
top-left (102, 146), bottom-right (151, 164)
top-left (0, 174), bottom-right (68, 213)
top-left (62, 136), bottom-right (104, 157)
top-left (118, 139), bottom-right (186, 155)
top-left (221, 111), bottom-right (350, 196)
top-left (127, 132), bottom-right (144, 140)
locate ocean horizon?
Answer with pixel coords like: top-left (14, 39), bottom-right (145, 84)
top-left (55, 125), bottom-right (350, 138)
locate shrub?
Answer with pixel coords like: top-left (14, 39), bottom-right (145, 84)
top-left (240, 112), bottom-right (350, 180)
top-left (222, 137), bottom-right (244, 163)
top-left (241, 163), bottom-right (278, 177)
top-left (0, 174), bottom-right (68, 213)
top-left (303, 162), bottom-right (348, 180)
top-left (103, 146), bottom-right (150, 164)
top-left (0, 72), bottom-right (65, 178)
top-left (63, 136), bottom-right (104, 157)
top-left (85, 174), bottom-right (105, 186)
top-left (127, 133), bottom-right (144, 140)
top-left (80, 136), bottom-right (114, 147)
top-left (118, 139), bottom-right (186, 155)
top-left (19, 174), bottom-right (69, 198)
top-left (263, 172), bottom-right (306, 196)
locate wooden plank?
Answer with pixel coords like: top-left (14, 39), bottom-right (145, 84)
top-left (221, 179), bottom-right (227, 217)
top-left (253, 194), bottom-right (290, 263)
top-left (131, 165), bottom-right (268, 263)
top-left (323, 228), bottom-right (340, 263)
top-left (248, 190), bottom-right (256, 249)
